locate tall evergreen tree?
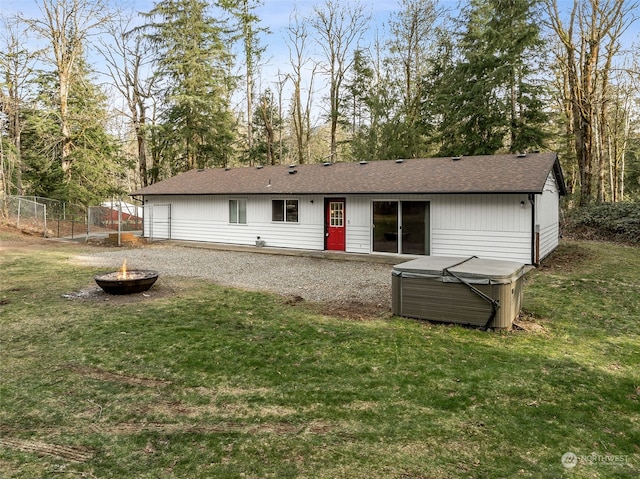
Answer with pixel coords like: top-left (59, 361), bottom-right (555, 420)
top-left (220, 0), bottom-right (268, 166)
top-left (429, 0), bottom-right (548, 156)
top-left (345, 46), bottom-right (420, 162)
top-left (144, 0), bottom-right (236, 174)
top-left (251, 88), bottom-right (283, 165)
top-left (0, 15), bottom-right (37, 196)
top-left (342, 49), bottom-right (373, 137)
top-left (28, 0), bottom-right (113, 181)
top-left (21, 62), bottom-right (124, 205)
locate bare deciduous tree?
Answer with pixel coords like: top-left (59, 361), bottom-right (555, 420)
top-left (310, 0), bottom-right (370, 163)
top-left (100, 17), bottom-right (156, 188)
top-left (286, 8), bottom-right (316, 164)
top-left (388, 0), bottom-right (441, 126)
top-left (545, 0), bottom-right (638, 205)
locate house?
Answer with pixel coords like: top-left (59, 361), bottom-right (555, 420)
top-left (98, 200), bottom-right (143, 230)
top-left (130, 152), bottom-right (566, 265)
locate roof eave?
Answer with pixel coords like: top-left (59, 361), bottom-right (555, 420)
top-left (132, 189), bottom-right (544, 196)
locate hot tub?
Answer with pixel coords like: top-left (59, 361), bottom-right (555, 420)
top-left (392, 256), bottom-right (531, 330)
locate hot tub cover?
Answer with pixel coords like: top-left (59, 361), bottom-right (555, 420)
top-left (392, 256), bottom-right (531, 285)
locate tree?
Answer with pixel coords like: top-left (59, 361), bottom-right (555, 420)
top-left (429, 0), bottom-right (548, 156)
top-left (342, 49), bottom-right (373, 137)
top-left (345, 37), bottom-right (417, 161)
top-left (252, 88), bottom-right (283, 165)
top-left (21, 62), bottom-right (124, 205)
top-left (100, 16), bottom-right (157, 187)
top-left (144, 0), bottom-right (236, 174)
top-left (27, 0), bottom-right (113, 180)
top-left (342, 45), bottom-right (390, 160)
top-left (0, 15), bottom-right (37, 196)
top-left (386, 0), bottom-right (442, 157)
top-left (545, 0), bottom-right (638, 205)
top-left (310, 0), bottom-right (370, 162)
top-left (286, 8), bottom-right (316, 164)
top-left (220, 0), bottom-right (268, 166)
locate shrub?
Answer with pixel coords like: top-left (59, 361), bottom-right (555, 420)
top-left (564, 202), bottom-right (640, 243)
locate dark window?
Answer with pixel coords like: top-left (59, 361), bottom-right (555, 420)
top-left (272, 199), bottom-right (298, 222)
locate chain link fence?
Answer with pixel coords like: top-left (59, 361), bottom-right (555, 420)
top-left (0, 196), bottom-right (48, 235)
top-left (0, 196), bottom-right (143, 240)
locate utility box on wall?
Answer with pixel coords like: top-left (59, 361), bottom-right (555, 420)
top-left (392, 256), bottom-right (531, 330)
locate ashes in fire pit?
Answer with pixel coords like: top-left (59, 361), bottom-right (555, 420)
top-left (94, 259), bottom-right (159, 295)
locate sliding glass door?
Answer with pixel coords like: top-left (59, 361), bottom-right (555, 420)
top-left (373, 200), bottom-right (430, 255)
top-left (401, 201), bottom-right (429, 255)
top-left (372, 201), bottom-right (398, 253)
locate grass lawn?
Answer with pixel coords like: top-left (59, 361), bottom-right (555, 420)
top-left (0, 234), bottom-right (638, 478)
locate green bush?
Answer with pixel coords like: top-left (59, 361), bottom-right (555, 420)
top-left (565, 201), bottom-right (640, 243)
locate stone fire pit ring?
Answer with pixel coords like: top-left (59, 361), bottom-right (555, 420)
top-left (94, 270), bottom-right (159, 295)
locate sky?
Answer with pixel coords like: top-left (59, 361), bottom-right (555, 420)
top-left (2, 0), bottom-right (638, 117)
top-left (0, 0), bottom-right (441, 116)
top-left (0, 1), bottom-right (404, 89)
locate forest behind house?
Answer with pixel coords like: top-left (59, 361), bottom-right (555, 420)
top-left (1, 0), bottom-right (639, 213)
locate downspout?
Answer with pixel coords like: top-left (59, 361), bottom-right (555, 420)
top-left (529, 194), bottom-right (537, 265)
top-left (141, 196), bottom-right (146, 239)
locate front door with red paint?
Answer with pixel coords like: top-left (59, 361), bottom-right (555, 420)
top-left (326, 199), bottom-right (346, 251)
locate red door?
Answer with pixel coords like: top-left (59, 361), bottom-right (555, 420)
top-left (326, 199), bottom-right (346, 251)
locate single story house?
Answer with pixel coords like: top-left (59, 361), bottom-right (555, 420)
top-left (131, 152), bottom-right (566, 265)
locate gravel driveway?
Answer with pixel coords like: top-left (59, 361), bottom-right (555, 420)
top-left (76, 244), bottom-right (394, 309)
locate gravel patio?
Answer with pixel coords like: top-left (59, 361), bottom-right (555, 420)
top-left (74, 242), bottom-right (398, 316)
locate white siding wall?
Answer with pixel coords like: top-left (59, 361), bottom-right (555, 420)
top-left (344, 196), bottom-right (373, 254)
top-left (536, 172), bottom-right (561, 261)
top-left (430, 194), bottom-right (532, 263)
top-left (143, 192), bottom-right (536, 263)
top-left (344, 193), bottom-right (532, 262)
top-left (144, 195), bottom-right (326, 250)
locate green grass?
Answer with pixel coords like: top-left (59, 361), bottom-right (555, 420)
top-left (0, 239), bottom-right (638, 478)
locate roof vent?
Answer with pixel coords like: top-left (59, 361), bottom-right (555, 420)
top-left (323, 162), bottom-right (332, 167)
top-left (256, 165), bottom-right (264, 169)
top-left (452, 156), bottom-right (461, 161)
top-left (288, 169), bottom-right (297, 175)
top-left (516, 152), bottom-right (527, 158)
top-left (395, 159), bottom-right (404, 164)
top-left (359, 161), bottom-right (368, 165)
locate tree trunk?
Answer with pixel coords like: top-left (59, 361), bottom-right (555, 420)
top-left (59, 71), bottom-right (73, 179)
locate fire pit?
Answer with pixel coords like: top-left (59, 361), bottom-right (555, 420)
top-left (94, 260), bottom-right (158, 295)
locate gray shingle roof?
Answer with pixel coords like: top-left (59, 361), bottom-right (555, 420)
top-left (131, 153), bottom-right (566, 197)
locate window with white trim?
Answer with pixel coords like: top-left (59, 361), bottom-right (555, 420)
top-left (229, 199), bottom-right (247, 224)
top-left (272, 199), bottom-right (298, 223)
top-left (329, 201), bottom-right (344, 227)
